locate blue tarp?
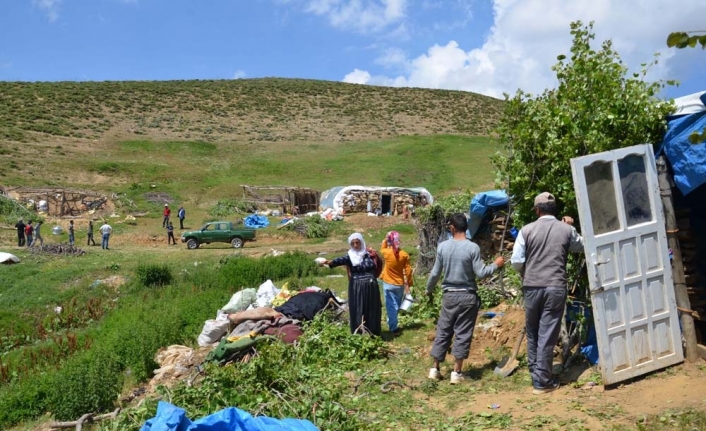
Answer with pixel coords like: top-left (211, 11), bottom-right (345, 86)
top-left (657, 91), bottom-right (706, 196)
top-left (140, 401), bottom-right (319, 431)
top-left (244, 215), bottom-right (270, 229)
top-left (467, 190), bottom-right (509, 239)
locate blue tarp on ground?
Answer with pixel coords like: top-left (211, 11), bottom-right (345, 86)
top-left (657, 91), bottom-right (706, 196)
top-left (140, 401), bottom-right (319, 431)
top-left (467, 190), bottom-right (509, 239)
top-left (244, 215), bottom-right (270, 229)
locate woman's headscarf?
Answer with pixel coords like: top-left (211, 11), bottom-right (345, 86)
top-left (386, 231), bottom-right (401, 259)
top-left (347, 232), bottom-right (367, 266)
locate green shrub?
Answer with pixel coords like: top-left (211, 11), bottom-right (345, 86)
top-left (49, 348), bottom-right (123, 421)
top-left (187, 252), bottom-right (326, 290)
top-left (0, 195), bottom-right (38, 226)
top-left (208, 199), bottom-right (249, 218)
top-left (282, 215), bottom-right (332, 238)
top-left (136, 264), bottom-right (173, 287)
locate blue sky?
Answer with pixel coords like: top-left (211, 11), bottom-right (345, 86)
top-left (1, 0), bottom-right (704, 100)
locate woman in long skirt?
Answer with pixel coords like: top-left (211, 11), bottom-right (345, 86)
top-left (323, 233), bottom-right (382, 336)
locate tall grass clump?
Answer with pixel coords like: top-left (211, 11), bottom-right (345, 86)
top-left (136, 264), bottom-right (173, 287)
top-left (186, 251), bottom-right (327, 290)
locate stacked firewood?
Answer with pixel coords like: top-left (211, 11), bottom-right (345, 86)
top-left (473, 211), bottom-right (514, 262)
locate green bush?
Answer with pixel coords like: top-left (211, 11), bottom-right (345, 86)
top-left (136, 264), bottom-right (173, 287)
top-left (49, 348), bottom-right (123, 421)
top-left (187, 251), bottom-right (326, 290)
top-left (208, 199), bottom-right (249, 218)
top-left (0, 195), bottom-right (39, 226)
top-left (283, 215), bottom-right (332, 238)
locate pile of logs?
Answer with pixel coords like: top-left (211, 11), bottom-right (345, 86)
top-left (29, 244), bottom-right (86, 256)
top-left (474, 211), bottom-right (515, 262)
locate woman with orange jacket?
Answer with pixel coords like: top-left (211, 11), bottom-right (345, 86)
top-left (380, 231), bottom-right (413, 335)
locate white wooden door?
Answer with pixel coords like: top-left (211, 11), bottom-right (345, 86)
top-left (570, 144), bottom-right (683, 385)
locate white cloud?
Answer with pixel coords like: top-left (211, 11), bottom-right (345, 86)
top-left (33, 0), bottom-right (61, 22)
top-left (232, 70), bottom-right (247, 79)
top-left (374, 47), bottom-right (408, 69)
top-left (344, 0), bottom-right (706, 98)
top-left (305, 0), bottom-right (408, 33)
top-left (0, 62), bottom-right (11, 69)
top-left (342, 69), bottom-right (372, 84)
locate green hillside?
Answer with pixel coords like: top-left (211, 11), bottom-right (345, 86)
top-left (0, 78), bottom-right (503, 144)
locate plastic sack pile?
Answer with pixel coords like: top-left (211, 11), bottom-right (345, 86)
top-left (141, 401), bottom-right (318, 431)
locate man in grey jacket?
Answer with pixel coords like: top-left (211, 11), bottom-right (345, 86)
top-left (426, 213), bottom-right (504, 384)
top-left (511, 192), bottom-right (584, 394)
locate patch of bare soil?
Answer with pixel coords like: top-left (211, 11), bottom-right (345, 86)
top-left (445, 364), bottom-right (706, 430)
top-left (341, 214), bottom-right (414, 233)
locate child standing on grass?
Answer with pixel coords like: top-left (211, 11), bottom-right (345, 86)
top-left (167, 222), bottom-right (177, 245)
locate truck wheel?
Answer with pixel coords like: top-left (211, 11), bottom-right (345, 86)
top-left (231, 237), bottom-right (244, 249)
top-left (186, 239), bottom-right (199, 249)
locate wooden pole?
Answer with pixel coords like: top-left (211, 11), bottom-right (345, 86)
top-left (657, 155), bottom-right (699, 362)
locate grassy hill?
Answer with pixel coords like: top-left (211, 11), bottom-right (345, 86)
top-left (0, 79), bottom-right (505, 203)
top-left (0, 78), bottom-right (503, 144)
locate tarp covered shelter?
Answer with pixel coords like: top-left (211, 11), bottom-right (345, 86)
top-left (467, 189), bottom-right (509, 238)
top-left (657, 91), bottom-right (706, 195)
top-left (319, 185), bottom-right (433, 214)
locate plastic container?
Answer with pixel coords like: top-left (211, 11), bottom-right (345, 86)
top-left (400, 294), bottom-right (415, 312)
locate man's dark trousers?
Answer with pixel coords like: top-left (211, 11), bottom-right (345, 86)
top-left (524, 286), bottom-right (566, 388)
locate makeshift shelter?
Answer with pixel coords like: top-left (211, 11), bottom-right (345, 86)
top-left (657, 91), bottom-right (706, 351)
top-left (241, 185), bottom-right (320, 215)
top-left (0, 186), bottom-right (108, 216)
top-left (319, 185), bottom-right (433, 215)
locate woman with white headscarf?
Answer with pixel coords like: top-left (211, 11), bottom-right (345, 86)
top-left (323, 233), bottom-right (382, 336)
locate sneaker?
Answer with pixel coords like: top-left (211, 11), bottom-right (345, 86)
top-left (532, 380), bottom-right (560, 395)
top-left (428, 368), bottom-right (441, 380)
top-left (450, 371), bottom-right (465, 385)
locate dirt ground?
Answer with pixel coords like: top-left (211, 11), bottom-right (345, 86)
top-left (413, 305), bottom-right (706, 429)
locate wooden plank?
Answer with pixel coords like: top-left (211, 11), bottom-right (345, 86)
top-left (658, 155), bottom-right (699, 362)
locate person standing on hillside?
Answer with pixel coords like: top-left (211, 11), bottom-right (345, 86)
top-left (15, 219), bottom-right (26, 247)
top-left (100, 221), bottom-right (113, 250)
top-left (25, 221), bottom-right (33, 247)
top-left (321, 233), bottom-right (383, 336)
top-left (177, 205), bottom-right (186, 229)
top-left (32, 221), bottom-right (44, 248)
top-left (380, 231), bottom-right (414, 335)
top-left (163, 204), bottom-right (171, 228)
top-left (426, 213), bottom-right (504, 384)
top-left (68, 220), bottom-right (75, 247)
top-left (167, 221), bottom-right (177, 245)
top-left (511, 192), bottom-right (584, 395)
top-left (87, 220), bottom-right (97, 246)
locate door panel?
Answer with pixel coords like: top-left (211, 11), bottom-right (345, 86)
top-left (571, 144), bottom-right (683, 385)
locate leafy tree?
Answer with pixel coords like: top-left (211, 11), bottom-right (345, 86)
top-left (666, 31), bottom-right (706, 144)
top-left (492, 21), bottom-right (674, 226)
